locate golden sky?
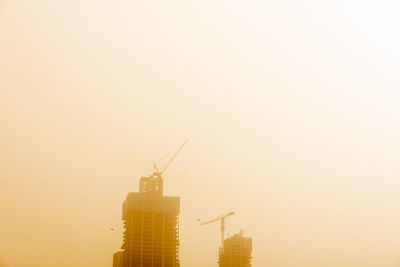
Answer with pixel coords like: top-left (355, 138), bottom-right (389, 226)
top-left (1, 1), bottom-right (400, 266)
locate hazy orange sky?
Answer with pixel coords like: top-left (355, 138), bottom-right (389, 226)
top-left (1, 1), bottom-right (400, 267)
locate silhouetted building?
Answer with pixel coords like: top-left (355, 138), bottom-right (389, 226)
top-left (219, 231), bottom-right (252, 267)
top-left (118, 173), bottom-right (180, 267)
top-left (113, 251), bottom-right (123, 267)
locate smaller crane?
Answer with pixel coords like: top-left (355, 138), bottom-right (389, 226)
top-left (200, 212), bottom-right (235, 251)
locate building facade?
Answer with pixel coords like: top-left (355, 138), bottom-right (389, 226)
top-left (116, 173), bottom-right (180, 267)
top-left (219, 232), bottom-right (252, 267)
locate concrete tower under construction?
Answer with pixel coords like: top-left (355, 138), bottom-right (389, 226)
top-left (219, 232), bottom-right (252, 267)
top-left (117, 173), bottom-right (180, 267)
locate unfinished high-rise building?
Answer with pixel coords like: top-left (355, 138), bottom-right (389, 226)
top-left (219, 231), bottom-right (252, 267)
top-left (116, 173), bottom-right (180, 267)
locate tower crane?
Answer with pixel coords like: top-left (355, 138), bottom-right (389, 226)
top-left (140, 140), bottom-right (187, 195)
top-left (200, 212), bottom-right (235, 251)
top-left (153, 140), bottom-right (187, 176)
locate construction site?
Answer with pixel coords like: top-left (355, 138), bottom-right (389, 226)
top-left (113, 141), bottom-right (253, 267)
